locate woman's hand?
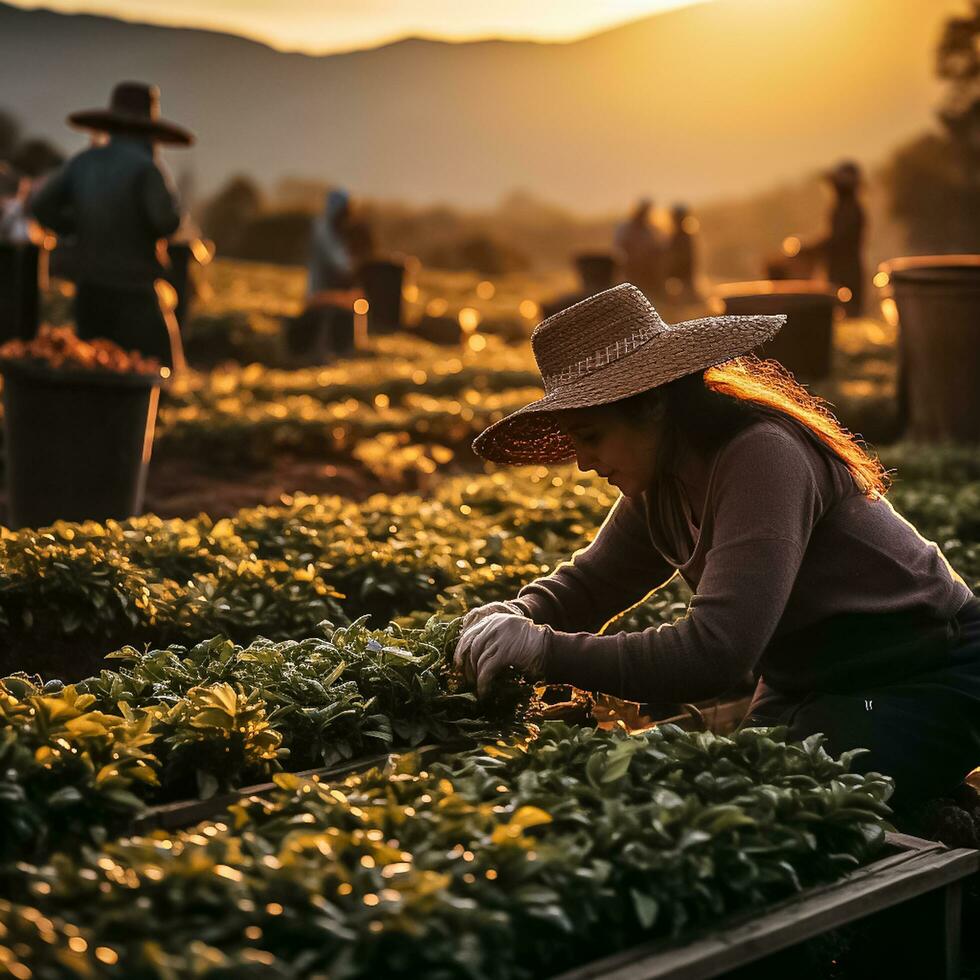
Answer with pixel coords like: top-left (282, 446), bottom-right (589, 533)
top-left (459, 600), bottom-right (526, 632)
top-left (454, 612), bottom-right (548, 698)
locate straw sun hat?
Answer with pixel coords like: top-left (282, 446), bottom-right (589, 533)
top-left (472, 283), bottom-right (785, 465)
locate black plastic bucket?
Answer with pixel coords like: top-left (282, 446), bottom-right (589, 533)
top-left (284, 304), bottom-right (355, 364)
top-left (0, 360), bottom-right (163, 528)
top-left (360, 260), bottom-right (404, 335)
top-left (415, 315), bottom-right (463, 346)
top-left (0, 243), bottom-right (40, 343)
top-left (574, 252), bottom-right (618, 294)
top-left (879, 255), bottom-right (980, 442)
top-left (714, 280), bottom-right (839, 381)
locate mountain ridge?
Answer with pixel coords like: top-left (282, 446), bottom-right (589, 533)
top-left (0, 0), bottom-right (961, 210)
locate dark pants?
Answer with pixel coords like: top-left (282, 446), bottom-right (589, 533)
top-left (748, 596), bottom-right (980, 812)
top-left (74, 280), bottom-right (175, 367)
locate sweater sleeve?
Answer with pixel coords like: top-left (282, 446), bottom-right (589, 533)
top-left (512, 493), bottom-right (677, 634)
top-left (543, 423), bottom-right (829, 702)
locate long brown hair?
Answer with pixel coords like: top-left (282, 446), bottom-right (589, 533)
top-left (615, 355), bottom-right (890, 499)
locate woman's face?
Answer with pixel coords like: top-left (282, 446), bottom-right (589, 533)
top-left (558, 403), bottom-right (663, 498)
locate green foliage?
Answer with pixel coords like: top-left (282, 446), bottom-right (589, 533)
top-left (155, 381), bottom-right (542, 467)
top-left (80, 618), bottom-right (531, 786)
top-left (1, 447), bottom-right (976, 680)
top-left (3, 723), bottom-right (894, 979)
top-left (153, 336), bottom-right (541, 463)
top-left (0, 678), bottom-right (159, 862)
top-left (881, 130), bottom-right (980, 253)
top-left (0, 619), bottom-right (536, 860)
top-left (156, 682), bottom-right (284, 800)
top-left (0, 517), bottom-right (345, 673)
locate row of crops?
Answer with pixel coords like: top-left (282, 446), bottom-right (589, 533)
top-left (0, 337), bottom-right (542, 486)
top-left (11, 314), bottom-right (902, 488)
top-left (2, 690), bottom-right (893, 978)
top-left (1, 442), bottom-right (976, 675)
top-left (2, 440), bottom-right (970, 973)
top-left (153, 338), bottom-right (543, 472)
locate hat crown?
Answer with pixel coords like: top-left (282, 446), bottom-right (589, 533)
top-left (531, 284), bottom-right (666, 394)
top-left (109, 82), bottom-right (160, 122)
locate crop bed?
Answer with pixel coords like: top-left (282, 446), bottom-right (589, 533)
top-left (2, 262), bottom-right (974, 977)
top-left (0, 442), bottom-right (976, 681)
top-left (1, 719), bottom-right (894, 979)
top-left (0, 439), bottom-right (975, 974)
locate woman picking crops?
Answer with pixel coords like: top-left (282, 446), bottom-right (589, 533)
top-left (456, 284), bottom-right (979, 810)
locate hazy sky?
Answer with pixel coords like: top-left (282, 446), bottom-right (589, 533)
top-left (9, 0), bottom-right (710, 53)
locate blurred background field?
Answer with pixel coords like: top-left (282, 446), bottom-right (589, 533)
top-left (34, 256), bottom-right (900, 519)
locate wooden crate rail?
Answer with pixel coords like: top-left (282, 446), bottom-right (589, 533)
top-left (552, 833), bottom-right (979, 980)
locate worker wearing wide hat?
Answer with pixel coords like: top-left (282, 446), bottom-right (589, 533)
top-left (456, 283), bottom-right (980, 813)
top-left (30, 82), bottom-right (193, 370)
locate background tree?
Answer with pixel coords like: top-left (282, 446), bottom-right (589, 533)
top-left (0, 108), bottom-right (20, 161)
top-left (10, 137), bottom-right (63, 177)
top-left (936, 0), bottom-right (980, 182)
top-left (884, 2), bottom-right (980, 251)
top-left (201, 175), bottom-right (264, 257)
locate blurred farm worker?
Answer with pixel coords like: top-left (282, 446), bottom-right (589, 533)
top-left (0, 162), bottom-right (23, 242)
top-left (665, 203), bottom-right (698, 300)
top-left (308, 188), bottom-right (354, 296)
top-left (12, 138), bottom-right (66, 189)
top-left (614, 198), bottom-right (666, 301)
top-left (1, 141), bottom-right (64, 245)
top-left (800, 160), bottom-right (866, 316)
top-left (30, 81), bottom-right (192, 369)
top-left (457, 284), bottom-right (979, 813)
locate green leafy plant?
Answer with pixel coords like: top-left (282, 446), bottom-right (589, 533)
top-left (3, 723), bottom-right (894, 979)
top-left (0, 676), bottom-right (159, 862)
top-left (0, 618), bottom-right (537, 862)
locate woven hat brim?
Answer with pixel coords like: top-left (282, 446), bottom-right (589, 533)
top-left (68, 110), bottom-right (194, 146)
top-left (472, 313), bottom-right (785, 465)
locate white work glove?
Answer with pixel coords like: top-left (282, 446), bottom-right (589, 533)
top-left (454, 612), bottom-right (548, 699)
top-left (459, 600), bottom-right (527, 632)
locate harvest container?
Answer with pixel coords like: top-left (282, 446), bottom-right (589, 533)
top-left (877, 255), bottom-right (980, 442)
top-left (712, 280), bottom-right (840, 381)
top-left (284, 288), bottom-right (359, 364)
top-left (360, 259), bottom-right (404, 334)
top-left (574, 252), bottom-right (618, 294)
top-left (542, 252), bottom-right (620, 320)
top-left (0, 359), bottom-right (163, 528)
top-left (414, 314), bottom-right (463, 346)
top-left (0, 243), bottom-right (40, 343)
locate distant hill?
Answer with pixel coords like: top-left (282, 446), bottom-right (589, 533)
top-left (0, 0), bottom-right (962, 210)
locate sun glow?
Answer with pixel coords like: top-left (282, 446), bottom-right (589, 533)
top-left (6, 0), bottom-right (712, 55)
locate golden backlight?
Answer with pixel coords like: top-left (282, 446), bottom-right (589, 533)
top-left (7, 0), bottom-right (714, 55)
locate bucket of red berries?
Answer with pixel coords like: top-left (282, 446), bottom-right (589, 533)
top-left (0, 326), bottom-right (168, 528)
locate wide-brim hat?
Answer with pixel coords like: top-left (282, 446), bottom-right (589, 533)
top-left (472, 283), bottom-right (785, 465)
top-left (68, 82), bottom-right (194, 147)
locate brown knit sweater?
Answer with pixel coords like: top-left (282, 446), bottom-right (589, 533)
top-left (512, 415), bottom-right (974, 704)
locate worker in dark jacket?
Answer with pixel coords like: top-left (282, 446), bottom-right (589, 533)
top-left (823, 161), bottom-right (865, 317)
top-left (665, 203), bottom-right (698, 301)
top-left (798, 160), bottom-right (865, 317)
top-left (30, 82), bottom-right (193, 369)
